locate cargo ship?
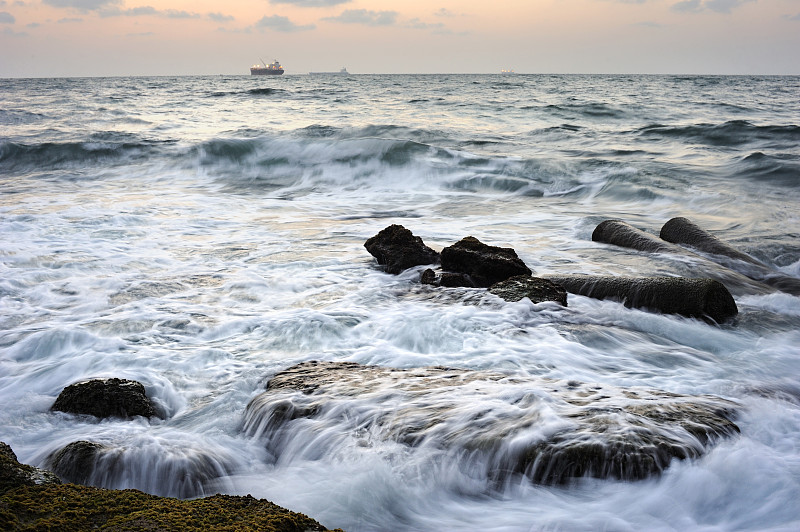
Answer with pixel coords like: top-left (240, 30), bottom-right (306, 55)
top-left (250, 59), bottom-right (284, 75)
top-left (309, 67), bottom-right (349, 76)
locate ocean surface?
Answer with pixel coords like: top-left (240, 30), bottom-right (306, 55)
top-left (1, 74), bottom-right (799, 531)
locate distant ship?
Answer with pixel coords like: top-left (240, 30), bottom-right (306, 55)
top-left (250, 59), bottom-right (284, 76)
top-left (309, 68), bottom-right (349, 76)
top-left (501, 69), bottom-right (516, 75)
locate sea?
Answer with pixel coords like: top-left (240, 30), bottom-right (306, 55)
top-left (1, 74), bottom-right (799, 531)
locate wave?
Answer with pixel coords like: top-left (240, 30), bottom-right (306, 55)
top-left (638, 121), bottom-right (800, 147)
top-left (0, 134), bottom-right (173, 174)
top-left (735, 152), bottom-right (800, 186)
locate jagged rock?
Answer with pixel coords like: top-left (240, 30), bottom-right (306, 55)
top-left (440, 236), bottom-right (532, 287)
top-left (244, 361), bottom-right (740, 486)
top-left (543, 275), bottom-right (738, 323)
top-left (661, 217), bottom-right (800, 296)
top-left (1, 442), bottom-right (61, 494)
top-left (420, 268), bottom-right (476, 288)
top-left (488, 275), bottom-right (568, 305)
top-left (364, 224), bottom-right (440, 274)
top-left (592, 219), bottom-right (679, 254)
top-left (51, 378), bottom-right (160, 420)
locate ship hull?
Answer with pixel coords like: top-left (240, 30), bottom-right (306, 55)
top-left (250, 68), bottom-right (284, 76)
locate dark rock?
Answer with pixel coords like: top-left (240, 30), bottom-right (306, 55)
top-left (1, 441), bottom-right (61, 495)
top-left (489, 275), bottom-right (568, 306)
top-left (51, 378), bottom-right (160, 420)
top-left (245, 361), bottom-right (740, 486)
top-left (46, 441), bottom-right (107, 485)
top-left (419, 268), bottom-right (476, 288)
top-left (661, 217), bottom-right (800, 296)
top-left (364, 224), bottom-right (440, 274)
top-left (592, 219), bottom-right (679, 254)
top-left (440, 236), bottom-right (532, 288)
top-left (543, 275), bottom-right (738, 323)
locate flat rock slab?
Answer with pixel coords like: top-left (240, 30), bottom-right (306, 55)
top-left (51, 378), bottom-right (159, 420)
top-left (244, 361), bottom-right (739, 486)
top-left (489, 275), bottom-right (568, 305)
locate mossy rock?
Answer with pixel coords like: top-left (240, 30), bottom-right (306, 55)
top-left (0, 484), bottom-right (342, 532)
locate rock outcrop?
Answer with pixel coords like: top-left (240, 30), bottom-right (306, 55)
top-left (488, 275), bottom-right (568, 305)
top-left (440, 236), bottom-right (532, 287)
top-left (244, 361), bottom-right (740, 486)
top-left (544, 275), bottom-right (738, 323)
top-left (51, 378), bottom-right (160, 420)
top-left (364, 224), bottom-right (440, 274)
top-left (0, 441), bottom-right (340, 531)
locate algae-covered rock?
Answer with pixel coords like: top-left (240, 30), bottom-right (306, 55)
top-left (51, 378), bottom-right (160, 420)
top-left (0, 484), bottom-right (340, 532)
top-left (244, 361), bottom-right (740, 486)
top-left (488, 275), bottom-right (567, 305)
top-left (364, 224), bottom-right (440, 274)
top-left (1, 441), bottom-right (61, 495)
top-left (440, 236), bottom-right (532, 287)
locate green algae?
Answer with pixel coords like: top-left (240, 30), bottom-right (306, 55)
top-left (0, 484), bottom-right (342, 532)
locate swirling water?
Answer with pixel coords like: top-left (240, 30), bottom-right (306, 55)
top-left (1, 74), bottom-right (799, 531)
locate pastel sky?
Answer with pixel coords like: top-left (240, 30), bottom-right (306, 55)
top-left (1, 0), bottom-right (799, 77)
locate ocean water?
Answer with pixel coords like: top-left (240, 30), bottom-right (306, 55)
top-left (1, 74), bottom-right (800, 531)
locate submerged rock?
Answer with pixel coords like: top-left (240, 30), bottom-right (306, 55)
top-left (244, 361), bottom-right (740, 486)
top-left (661, 216), bottom-right (800, 296)
top-left (592, 219), bottom-right (679, 254)
top-left (51, 378), bottom-right (160, 420)
top-left (544, 275), bottom-right (738, 323)
top-left (420, 268), bottom-right (476, 288)
top-left (440, 236), bottom-right (532, 287)
top-left (364, 224), bottom-right (440, 274)
top-left (488, 275), bottom-right (568, 305)
top-left (1, 442), bottom-right (61, 494)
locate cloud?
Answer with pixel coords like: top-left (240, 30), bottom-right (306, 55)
top-left (43, 0), bottom-right (121, 11)
top-left (27, 21), bottom-right (40, 27)
top-left (0, 10), bottom-right (14, 23)
top-left (57, 16), bottom-right (83, 22)
top-left (99, 6), bottom-right (202, 19)
top-left (323, 9), bottom-right (398, 26)
top-left (634, 20), bottom-right (665, 27)
top-left (405, 18), bottom-right (445, 31)
top-left (2, 26), bottom-right (26, 35)
top-left (270, 0), bottom-right (350, 6)
top-left (671, 0), bottom-right (755, 13)
top-left (255, 14), bottom-right (315, 32)
top-left (208, 12), bottom-right (234, 23)
top-left (165, 10), bottom-right (199, 19)
top-left (434, 8), bottom-right (455, 17)
top-left (784, 12), bottom-right (800, 21)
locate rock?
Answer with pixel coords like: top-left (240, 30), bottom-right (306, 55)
top-left (420, 268), bottom-right (476, 288)
top-left (543, 275), bottom-right (738, 323)
top-left (661, 217), bottom-right (800, 296)
top-left (440, 236), bottom-right (532, 288)
top-left (592, 219), bottom-right (679, 254)
top-left (0, 484), bottom-right (339, 531)
top-left (1, 441), bottom-right (61, 495)
top-left (244, 361), bottom-right (740, 486)
top-left (488, 275), bottom-right (568, 306)
top-left (46, 441), bottom-right (107, 485)
top-left (364, 224), bottom-right (440, 274)
top-left (51, 378), bottom-right (160, 420)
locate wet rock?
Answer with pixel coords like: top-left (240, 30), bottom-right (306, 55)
top-left (440, 236), bottom-right (532, 287)
top-left (661, 217), bottom-right (800, 296)
top-left (51, 378), bottom-right (160, 420)
top-left (543, 275), bottom-right (738, 323)
top-left (46, 440), bottom-right (107, 485)
top-left (1, 441), bottom-right (61, 494)
top-left (0, 484), bottom-right (339, 531)
top-left (488, 275), bottom-right (568, 306)
top-left (420, 268), bottom-right (476, 288)
top-left (244, 361), bottom-right (740, 486)
top-left (592, 219), bottom-right (679, 254)
top-left (364, 224), bottom-right (440, 274)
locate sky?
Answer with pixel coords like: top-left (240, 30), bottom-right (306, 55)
top-left (1, 0), bottom-right (799, 77)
